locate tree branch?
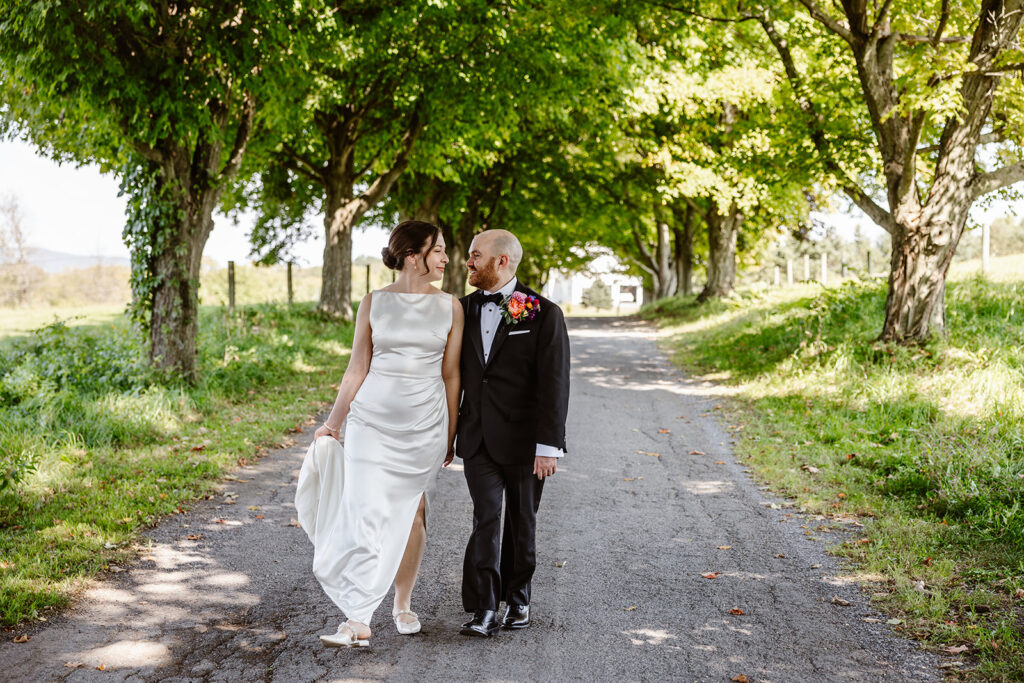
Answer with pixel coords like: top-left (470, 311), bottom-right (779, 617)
top-left (358, 99), bottom-right (425, 208)
top-left (797, 0), bottom-right (853, 43)
top-left (919, 130), bottom-right (1004, 154)
top-left (639, 0), bottom-right (756, 23)
top-left (219, 92), bottom-right (255, 180)
top-left (281, 143), bottom-right (326, 184)
top-left (759, 13), bottom-right (895, 233)
top-left (630, 226), bottom-right (659, 275)
top-left (898, 33), bottom-right (969, 44)
top-left (932, 0), bottom-right (952, 47)
top-left (971, 159), bottom-right (1024, 199)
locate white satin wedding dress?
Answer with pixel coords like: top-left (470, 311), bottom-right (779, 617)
top-left (295, 291), bottom-right (453, 625)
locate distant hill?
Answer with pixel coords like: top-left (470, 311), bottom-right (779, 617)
top-left (24, 247), bottom-right (130, 273)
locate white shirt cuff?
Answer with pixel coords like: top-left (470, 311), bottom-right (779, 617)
top-left (535, 444), bottom-right (564, 459)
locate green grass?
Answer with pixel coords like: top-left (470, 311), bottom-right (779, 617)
top-left (0, 304), bottom-right (127, 339)
top-left (643, 257), bottom-right (1024, 681)
top-left (0, 303), bottom-right (353, 628)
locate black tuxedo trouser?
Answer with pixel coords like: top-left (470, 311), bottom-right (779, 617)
top-left (462, 446), bottom-right (544, 611)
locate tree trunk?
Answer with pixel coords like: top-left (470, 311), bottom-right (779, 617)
top-left (654, 222), bottom-right (676, 299)
top-left (697, 204), bottom-right (741, 303)
top-left (319, 173), bottom-right (359, 319)
top-left (315, 104), bottom-right (423, 318)
top-left (147, 151), bottom-right (222, 381)
top-left (139, 98), bottom-right (253, 381)
top-left (673, 204), bottom-right (694, 296)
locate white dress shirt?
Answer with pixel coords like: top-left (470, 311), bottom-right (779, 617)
top-left (480, 278), bottom-right (564, 460)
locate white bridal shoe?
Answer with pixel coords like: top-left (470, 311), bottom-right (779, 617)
top-left (392, 608), bottom-right (422, 635)
top-left (320, 622), bottom-right (370, 648)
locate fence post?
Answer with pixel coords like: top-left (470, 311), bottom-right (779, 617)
top-left (786, 259), bottom-right (793, 285)
top-left (982, 222), bottom-right (991, 272)
top-left (866, 251), bottom-right (872, 275)
top-left (228, 260), bottom-right (236, 313)
top-left (841, 261), bottom-right (848, 279)
top-left (366, 264), bottom-right (371, 296)
top-left (287, 261), bottom-right (294, 305)
top-left (820, 252), bottom-right (827, 286)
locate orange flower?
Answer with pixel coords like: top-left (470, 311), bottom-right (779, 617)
top-left (507, 298), bottom-right (526, 316)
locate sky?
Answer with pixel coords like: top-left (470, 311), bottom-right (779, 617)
top-left (0, 138), bottom-right (1017, 266)
top-left (0, 139), bottom-right (389, 266)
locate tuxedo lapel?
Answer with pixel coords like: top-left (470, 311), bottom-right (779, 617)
top-left (484, 282), bottom-right (529, 370)
top-left (468, 292), bottom-right (486, 367)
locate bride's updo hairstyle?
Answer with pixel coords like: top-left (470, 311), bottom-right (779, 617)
top-left (381, 220), bottom-right (441, 273)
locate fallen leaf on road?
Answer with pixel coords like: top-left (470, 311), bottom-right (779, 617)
top-left (886, 618), bottom-right (902, 625)
top-left (644, 452), bottom-right (660, 458)
top-left (945, 645), bottom-right (969, 655)
top-left (97, 663), bottom-right (106, 671)
top-left (255, 515), bottom-right (264, 519)
top-left (689, 450), bottom-right (705, 455)
top-left (729, 608), bottom-right (744, 615)
top-left (555, 561), bottom-right (567, 568)
top-left (717, 546), bottom-right (732, 550)
top-left (732, 675), bottom-right (749, 683)
top-left (775, 554), bottom-right (786, 558)
top-left (247, 506), bottom-right (261, 511)
top-left (830, 596), bottom-right (851, 606)
top-left (810, 564), bottom-right (822, 569)
top-left (64, 661), bottom-right (83, 668)
top-left (701, 572), bottom-right (720, 580)
top-left (862, 618), bottom-right (881, 623)
top-left (657, 428), bottom-right (670, 434)
top-left (715, 461), bottom-right (726, 465)
top-left (622, 478), bottom-right (635, 482)
top-left (215, 519), bottom-right (226, 524)
top-left (624, 606), bottom-right (637, 611)
top-left (13, 634), bottom-right (29, 643)
top-left (288, 519), bottom-right (301, 528)
top-left (187, 534), bottom-right (204, 540)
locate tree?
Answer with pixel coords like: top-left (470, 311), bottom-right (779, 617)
top-left (609, 11), bottom-right (817, 302)
top-left (0, 193), bottom-right (39, 306)
top-left (581, 279), bottom-right (614, 309)
top-left (0, 1), bottom-right (292, 379)
top-left (233, 1), bottom-right (531, 318)
top-left (751, 1), bottom-right (1024, 341)
top-left (379, 1), bottom-right (639, 296)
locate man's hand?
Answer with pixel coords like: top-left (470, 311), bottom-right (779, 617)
top-left (533, 455), bottom-right (557, 480)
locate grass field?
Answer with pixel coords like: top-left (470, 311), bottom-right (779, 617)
top-left (0, 303), bottom-right (354, 628)
top-left (0, 305), bottom-right (126, 339)
top-left (643, 254), bottom-right (1024, 681)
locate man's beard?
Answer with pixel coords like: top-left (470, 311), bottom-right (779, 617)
top-left (468, 258), bottom-right (499, 291)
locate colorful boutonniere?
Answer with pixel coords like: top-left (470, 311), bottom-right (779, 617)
top-left (501, 291), bottom-right (541, 325)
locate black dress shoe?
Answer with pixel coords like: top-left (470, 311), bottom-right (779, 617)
top-left (460, 609), bottom-right (500, 637)
top-left (503, 604), bottom-right (530, 629)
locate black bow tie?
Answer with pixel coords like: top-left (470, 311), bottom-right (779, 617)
top-left (481, 292), bottom-right (504, 307)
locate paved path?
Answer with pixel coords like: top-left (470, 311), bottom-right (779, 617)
top-left (0, 318), bottom-right (941, 682)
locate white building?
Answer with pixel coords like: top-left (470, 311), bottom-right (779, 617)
top-left (543, 254), bottom-right (644, 313)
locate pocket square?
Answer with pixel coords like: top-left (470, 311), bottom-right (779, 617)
top-left (508, 330), bottom-right (531, 336)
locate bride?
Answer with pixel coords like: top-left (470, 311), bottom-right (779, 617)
top-left (295, 220), bottom-right (465, 647)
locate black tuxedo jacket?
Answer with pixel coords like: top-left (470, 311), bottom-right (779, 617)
top-left (456, 281), bottom-right (570, 465)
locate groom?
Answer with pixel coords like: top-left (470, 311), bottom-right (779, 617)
top-left (456, 229), bottom-right (570, 637)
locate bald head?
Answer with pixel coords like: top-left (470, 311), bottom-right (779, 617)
top-left (467, 229), bottom-right (524, 291)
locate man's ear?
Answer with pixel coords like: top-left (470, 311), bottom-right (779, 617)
top-left (499, 254), bottom-right (509, 268)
